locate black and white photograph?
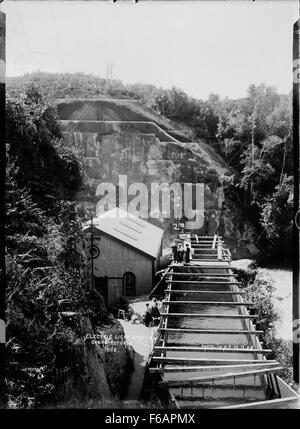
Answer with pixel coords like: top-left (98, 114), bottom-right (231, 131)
top-left (0, 0), bottom-right (300, 412)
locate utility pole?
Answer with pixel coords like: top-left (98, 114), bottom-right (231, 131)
top-left (90, 214), bottom-right (94, 292)
top-left (106, 62), bottom-right (113, 94)
top-left (249, 105), bottom-right (257, 199)
top-left (293, 16), bottom-right (300, 385)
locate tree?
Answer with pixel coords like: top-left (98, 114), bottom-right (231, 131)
top-left (5, 86), bottom-right (88, 407)
top-left (6, 86), bottom-right (83, 215)
top-left (216, 84), bottom-right (293, 264)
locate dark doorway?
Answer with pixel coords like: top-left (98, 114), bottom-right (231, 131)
top-left (123, 272), bottom-right (136, 297)
top-left (94, 276), bottom-right (108, 305)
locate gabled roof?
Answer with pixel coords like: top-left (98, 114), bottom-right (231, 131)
top-left (83, 208), bottom-right (164, 259)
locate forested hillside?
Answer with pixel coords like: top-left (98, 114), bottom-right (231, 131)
top-left (8, 72), bottom-right (293, 266)
top-left (4, 70), bottom-right (294, 407)
top-left (4, 86), bottom-right (129, 408)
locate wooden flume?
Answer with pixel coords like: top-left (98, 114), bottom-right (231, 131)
top-left (147, 234), bottom-right (299, 408)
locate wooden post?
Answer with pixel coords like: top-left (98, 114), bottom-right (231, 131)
top-left (90, 215), bottom-right (95, 291)
top-left (212, 234), bottom-right (217, 250)
top-left (293, 17), bottom-right (300, 385)
top-left (217, 242), bottom-right (222, 261)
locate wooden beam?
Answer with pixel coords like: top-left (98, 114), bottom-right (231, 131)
top-left (212, 234), bottom-right (217, 250)
top-left (174, 265), bottom-right (230, 269)
top-left (166, 280), bottom-right (241, 285)
top-left (191, 244), bottom-right (224, 247)
top-left (170, 267), bottom-right (234, 272)
top-left (217, 396), bottom-right (300, 409)
top-left (192, 255), bottom-right (226, 262)
top-left (193, 252), bottom-right (218, 255)
top-left (167, 272), bottom-right (235, 277)
top-left (191, 239), bottom-right (224, 243)
top-left (149, 360), bottom-right (279, 373)
top-left (191, 239), bottom-right (215, 242)
top-left (193, 251), bottom-right (218, 254)
top-left (169, 393), bottom-right (180, 409)
top-left (154, 346), bottom-right (272, 353)
top-left (169, 272), bottom-right (238, 277)
top-left (162, 301), bottom-right (253, 306)
top-left (192, 246), bottom-right (219, 249)
top-left (217, 243), bottom-right (223, 260)
top-left (192, 237), bottom-right (223, 240)
top-left (191, 242), bottom-right (221, 245)
top-left (148, 266), bottom-right (172, 299)
top-left (192, 235), bottom-right (222, 239)
top-left (152, 356), bottom-right (278, 362)
top-left (192, 255), bottom-right (218, 258)
top-left (161, 312), bottom-right (257, 319)
top-left (165, 290), bottom-right (245, 295)
top-left (158, 367), bottom-right (283, 387)
top-left (192, 256), bottom-right (219, 259)
top-left (159, 328), bottom-right (263, 335)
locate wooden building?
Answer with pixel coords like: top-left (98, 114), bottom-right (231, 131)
top-left (83, 208), bottom-right (164, 307)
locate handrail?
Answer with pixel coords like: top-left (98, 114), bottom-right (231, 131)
top-left (148, 266), bottom-right (172, 299)
top-left (212, 233), bottom-right (217, 249)
top-left (169, 393), bottom-right (180, 409)
top-left (222, 247), bottom-right (232, 262)
top-left (158, 367), bottom-right (283, 387)
top-left (227, 248), bottom-right (232, 262)
top-left (217, 242), bottom-right (222, 260)
top-left (149, 268), bottom-right (173, 375)
top-left (217, 396), bottom-right (300, 409)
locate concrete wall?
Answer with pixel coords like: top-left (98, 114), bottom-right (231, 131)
top-left (93, 233), bottom-right (154, 306)
top-left (56, 98), bottom-right (191, 141)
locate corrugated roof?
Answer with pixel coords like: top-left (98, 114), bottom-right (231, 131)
top-left (83, 208), bottom-right (164, 259)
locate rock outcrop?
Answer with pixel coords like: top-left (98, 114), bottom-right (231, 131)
top-left (57, 99), bottom-right (259, 259)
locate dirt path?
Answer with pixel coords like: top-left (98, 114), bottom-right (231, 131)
top-left (119, 319), bottom-right (154, 400)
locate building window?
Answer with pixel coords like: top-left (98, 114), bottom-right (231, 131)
top-left (123, 272), bottom-right (136, 296)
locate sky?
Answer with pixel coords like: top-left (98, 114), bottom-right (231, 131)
top-left (0, 0), bottom-right (299, 99)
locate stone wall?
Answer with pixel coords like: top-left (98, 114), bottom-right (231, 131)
top-left (58, 100), bottom-right (259, 259)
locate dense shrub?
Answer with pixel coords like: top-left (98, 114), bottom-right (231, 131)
top-left (5, 86), bottom-right (87, 408)
top-left (233, 266), bottom-right (294, 385)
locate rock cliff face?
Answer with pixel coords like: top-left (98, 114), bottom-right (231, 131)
top-left (57, 99), bottom-right (259, 259)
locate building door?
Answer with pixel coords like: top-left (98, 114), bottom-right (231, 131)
top-left (123, 272), bottom-right (136, 297)
top-left (94, 276), bottom-right (108, 305)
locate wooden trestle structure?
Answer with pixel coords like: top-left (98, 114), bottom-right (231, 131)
top-left (148, 234), bottom-right (299, 409)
